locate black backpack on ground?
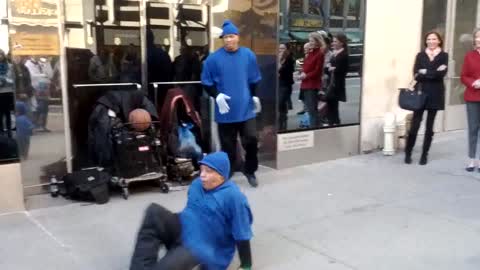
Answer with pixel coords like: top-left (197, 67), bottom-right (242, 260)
top-left (62, 168), bottom-right (111, 204)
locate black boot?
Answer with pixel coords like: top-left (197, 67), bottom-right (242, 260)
top-left (420, 132), bottom-right (434, 165)
top-left (419, 154), bottom-right (428, 165)
top-left (404, 134), bottom-right (416, 164)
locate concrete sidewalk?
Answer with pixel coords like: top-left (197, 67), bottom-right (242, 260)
top-left (2, 131), bottom-right (480, 270)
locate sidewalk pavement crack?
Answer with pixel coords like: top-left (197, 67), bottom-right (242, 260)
top-left (25, 211), bottom-right (71, 249)
top-left (273, 230), bottom-right (360, 270)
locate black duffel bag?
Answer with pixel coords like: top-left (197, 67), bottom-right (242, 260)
top-left (62, 168), bottom-right (111, 204)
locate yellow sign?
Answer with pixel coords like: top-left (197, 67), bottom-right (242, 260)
top-left (9, 0), bottom-right (59, 27)
top-left (291, 18), bottom-right (323, 28)
top-left (10, 32), bottom-right (59, 56)
top-left (11, 0), bottom-right (58, 16)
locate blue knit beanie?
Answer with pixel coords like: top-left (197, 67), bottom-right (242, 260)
top-left (220, 20), bottom-right (239, 38)
top-left (199, 151), bottom-right (231, 180)
top-left (15, 101), bottom-right (27, 115)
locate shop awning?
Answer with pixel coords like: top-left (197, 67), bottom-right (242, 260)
top-left (279, 31), bottom-right (291, 42)
top-left (289, 31), bottom-right (310, 42)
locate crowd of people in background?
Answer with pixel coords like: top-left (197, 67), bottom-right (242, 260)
top-left (87, 30), bottom-right (209, 111)
top-left (277, 30), bottom-right (350, 131)
top-left (0, 49), bottom-right (60, 160)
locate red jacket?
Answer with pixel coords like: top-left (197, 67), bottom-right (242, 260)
top-left (300, 48), bottom-right (325, 90)
top-left (461, 50), bottom-right (480, 102)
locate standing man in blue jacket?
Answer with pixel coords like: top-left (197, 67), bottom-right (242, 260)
top-left (201, 20), bottom-right (262, 188)
top-left (130, 151), bottom-right (254, 270)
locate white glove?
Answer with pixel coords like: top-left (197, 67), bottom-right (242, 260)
top-left (252, 96), bottom-right (262, 114)
top-left (473, 79), bottom-right (480, 89)
top-left (437, 64), bottom-right (447, 71)
top-left (418, 69), bottom-right (427, 75)
top-left (216, 93), bottom-right (231, 114)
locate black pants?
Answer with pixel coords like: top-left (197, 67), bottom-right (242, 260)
top-left (326, 99), bottom-right (340, 125)
top-left (406, 109), bottom-right (437, 155)
top-left (130, 203), bottom-right (200, 270)
top-left (278, 83), bottom-right (292, 131)
top-left (34, 98), bottom-right (49, 129)
top-left (0, 108), bottom-right (12, 137)
top-left (218, 118), bottom-right (258, 175)
top-left (302, 89), bottom-right (319, 128)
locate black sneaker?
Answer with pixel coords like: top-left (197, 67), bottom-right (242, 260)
top-left (243, 172), bottom-right (258, 188)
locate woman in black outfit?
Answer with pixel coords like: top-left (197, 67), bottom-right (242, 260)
top-left (326, 33), bottom-right (349, 126)
top-left (405, 31), bottom-right (448, 165)
top-left (278, 43), bottom-right (295, 131)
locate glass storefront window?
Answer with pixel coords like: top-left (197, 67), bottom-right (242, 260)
top-left (6, 0), bottom-right (68, 195)
top-left (64, 0), bottom-right (213, 172)
top-left (211, 0), bottom-right (278, 167)
top-left (421, 0), bottom-right (448, 37)
top-left (290, 0), bottom-right (304, 14)
top-left (330, 0), bottom-right (345, 17)
top-left (347, 0), bottom-right (360, 18)
top-left (0, 1), bottom-right (18, 163)
top-left (449, 0), bottom-right (479, 106)
top-left (278, 0), bottom-right (364, 133)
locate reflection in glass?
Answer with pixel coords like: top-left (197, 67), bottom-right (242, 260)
top-left (212, 0), bottom-right (278, 166)
top-left (0, 47), bottom-right (18, 162)
top-left (290, 0), bottom-right (304, 14)
top-left (279, 0), bottom-right (364, 132)
top-left (64, 0), bottom-right (143, 169)
top-left (330, 0), bottom-right (345, 17)
top-left (421, 0), bottom-right (447, 38)
top-left (449, 0), bottom-right (479, 106)
top-left (7, 0), bottom-right (68, 194)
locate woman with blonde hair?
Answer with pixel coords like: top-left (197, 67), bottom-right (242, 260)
top-left (298, 32), bottom-right (326, 128)
top-left (461, 28), bottom-right (480, 171)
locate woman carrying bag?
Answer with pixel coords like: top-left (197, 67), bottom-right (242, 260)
top-left (404, 31), bottom-right (448, 165)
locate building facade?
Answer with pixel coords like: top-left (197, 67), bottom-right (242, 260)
top-left (0, 0), bottom-right (479, 212)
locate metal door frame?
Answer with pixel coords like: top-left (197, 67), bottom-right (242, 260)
top-left (443, 0), bottom-right (480, 131)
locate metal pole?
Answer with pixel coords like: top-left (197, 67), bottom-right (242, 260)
top-left (57, 0), bottom-right (73, 173)
top-left (150, 81), bottom-right (201, 85)
top-left (140, 0), bottom-right (148, 93)
top-left (207, 3), bottom-right (219, 151)
top-left (153, 83), bottom-right (158, 107)
top-left (72, 83), bottom-right (142, 88)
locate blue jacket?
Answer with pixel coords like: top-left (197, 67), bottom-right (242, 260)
top-left (201, 47), bottom-right (261, 123)
top-left (180, 152), bottom-right (253, 269)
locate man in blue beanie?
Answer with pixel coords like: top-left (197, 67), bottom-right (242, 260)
top-left (130, 151), bottom-right (254, 270)
top-left (201, 19), bottom-right (262, 187)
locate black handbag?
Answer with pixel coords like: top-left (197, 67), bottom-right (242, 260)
top-left (398, 79), bottom-right (426, 111)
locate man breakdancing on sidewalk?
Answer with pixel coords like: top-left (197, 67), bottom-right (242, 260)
top-left (130, 151), bottom-right (254, 270)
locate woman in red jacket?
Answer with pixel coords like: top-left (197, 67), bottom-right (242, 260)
top-left (299, 32), bottom-right (326, 128)
top-left (461, 28), bottom-right (480, 172)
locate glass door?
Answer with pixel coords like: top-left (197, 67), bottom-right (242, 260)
top-left (444, 0), bottom-right (480, 131)
top-left (63, 0), bottom-right (143, 169)
top-left (145, 0), bottom-right (212, 152)
top-left (61, 0), bottom-right (212, 170)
